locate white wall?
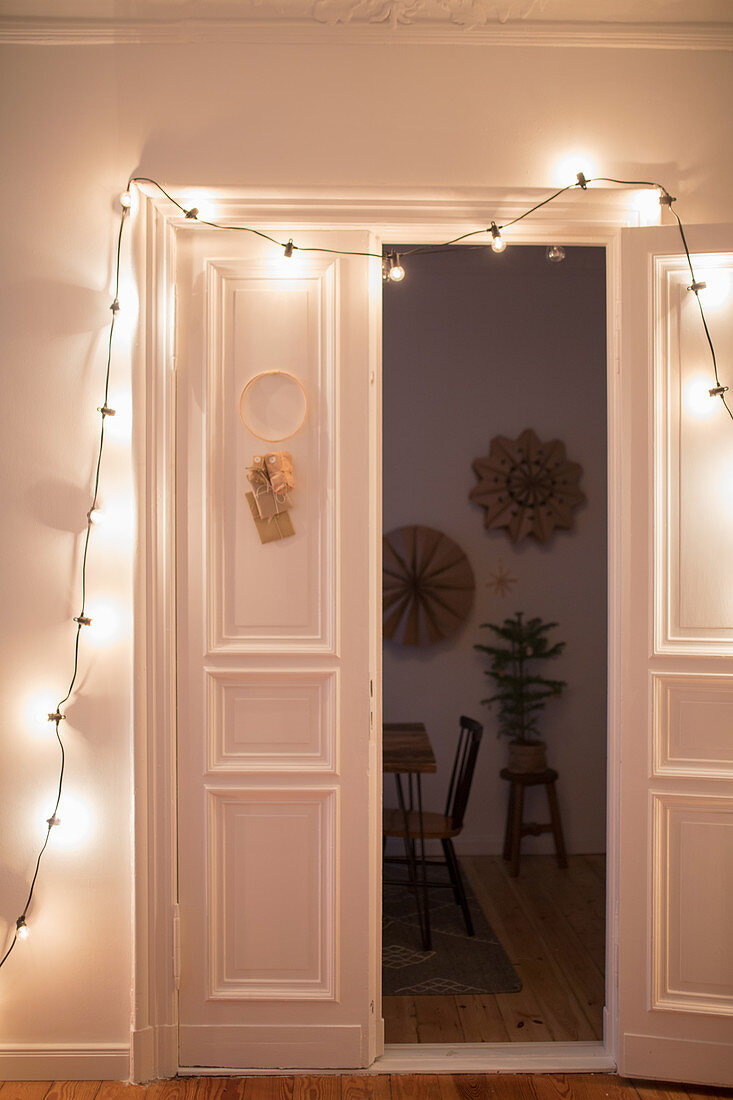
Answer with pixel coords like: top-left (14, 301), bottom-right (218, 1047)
top-left (383, 243), bottom-right (607, 855)
top-left (1, 35), bottom-right (732, 1065)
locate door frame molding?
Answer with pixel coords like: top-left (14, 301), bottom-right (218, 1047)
top-left (131, 181), bottom-right (642, 1081)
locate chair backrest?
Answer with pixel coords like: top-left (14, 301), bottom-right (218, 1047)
top-left (444, 715), bottom-right (484, 832)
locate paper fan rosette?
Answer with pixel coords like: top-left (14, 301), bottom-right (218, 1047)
top-left (383, 526), bottom-right (475, 646)
top-left (470, 429), bottom-right (585, 544)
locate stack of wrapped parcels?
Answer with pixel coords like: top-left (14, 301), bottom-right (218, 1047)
top-left (245, 451), bottom-right (296, 543)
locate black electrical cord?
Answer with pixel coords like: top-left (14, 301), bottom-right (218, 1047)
top-left (0, 199), bottom-right (130, 972)
top-left (2, 169), bottom-right (728, 972)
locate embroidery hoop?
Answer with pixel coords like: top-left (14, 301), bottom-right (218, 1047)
top-left (239, 369), bottom-right (308, 442)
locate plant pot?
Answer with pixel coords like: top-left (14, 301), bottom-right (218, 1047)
top-left (508, 739), bottom-right (547, 773)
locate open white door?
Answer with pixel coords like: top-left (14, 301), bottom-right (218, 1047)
top-left (174, 224), bottom-right (382, 1070)
top-left (618, 224), bottom-right (733, 1086)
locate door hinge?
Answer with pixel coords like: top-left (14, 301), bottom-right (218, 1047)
top-left (172, 903), bottom-right (181, 990)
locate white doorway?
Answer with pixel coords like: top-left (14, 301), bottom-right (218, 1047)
top-left (131, 185), bottom-right (733, 1086)
top-left (381, 241), bottom-right (608, 1046)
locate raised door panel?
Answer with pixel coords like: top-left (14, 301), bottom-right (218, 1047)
top-left (619, 225), bottom-right (733, 1087)
top-left (655, 253), bottom-right (733, 654)
top-left (653, 795), bottom-right (733, 1015)
top-left (176, 226), bottom-right (380, 1070)
top-left (207, 670), bottom-right (338, 773)
top-left (653, 674), bottom-right (733, 777)
top-left (206, 259), bottom-right (337, 654)
top-left (208, 789), bottom-right (337, 1000)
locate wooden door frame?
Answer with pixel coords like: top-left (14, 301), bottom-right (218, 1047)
top-left (130, 182), bottom-right (642, 1082)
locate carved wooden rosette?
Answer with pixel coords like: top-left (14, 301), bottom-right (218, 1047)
top-left (470, 428), bottom-right (585, 544)
top-left (383, 525), bottom-right (475, 646)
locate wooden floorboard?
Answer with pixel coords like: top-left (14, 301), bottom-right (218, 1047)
top-left (384, 854), bottom-right (605, 1045)
top-left (2, 1078), bottom-right (732, 1099)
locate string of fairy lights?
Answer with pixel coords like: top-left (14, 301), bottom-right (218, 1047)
top-left (0, 170), bottom-right (729, 974)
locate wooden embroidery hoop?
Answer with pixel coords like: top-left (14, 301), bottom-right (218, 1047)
top-left (239, 369), bottom-right (308, 442)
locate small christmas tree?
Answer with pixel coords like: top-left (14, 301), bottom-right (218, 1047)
top-left (475, 612), bottom-right (566, 744)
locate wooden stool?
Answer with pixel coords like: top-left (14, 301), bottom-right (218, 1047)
top-left (500, 767), bottom-right (568, 877)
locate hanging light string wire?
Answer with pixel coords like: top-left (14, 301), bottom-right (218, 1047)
top-left (0, 201), bottom-right (129, 972)
top-left (2, 168), bottom-right (728, 971)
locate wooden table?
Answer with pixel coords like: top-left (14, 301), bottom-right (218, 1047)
top-left (383, 722), bottom-right (437, 950)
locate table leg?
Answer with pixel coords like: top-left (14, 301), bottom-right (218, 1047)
top-left (394, 773), bottom-right (427, 948)
top-left (415, 773), bottom-right (431, 951)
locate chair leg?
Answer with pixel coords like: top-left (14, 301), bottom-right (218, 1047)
top-left (441, 838), bottom-right (462, 905)
top-left (443, 838), bottom-right (474, 937)
top-left (546, 779), bottom-right (568, 869)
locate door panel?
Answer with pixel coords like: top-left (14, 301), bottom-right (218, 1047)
top-left (175, 227), bottom-right (381, 1069)
top-left (619, 225), bottom-right (733, 1086)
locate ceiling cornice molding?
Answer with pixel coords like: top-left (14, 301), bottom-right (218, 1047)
top-left (1, 16), bottom-right (732, 49)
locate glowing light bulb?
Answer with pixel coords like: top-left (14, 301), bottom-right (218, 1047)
top-left (16, 918), bottom-right (29, 941)
top-left (88, 506), bottom-right (104, 526)
top-left (489, 223), bottom-right (506, 253)
top-left (86, 601), bottom-right (122, 645)
top-left (553, 153), bottom-right (597, 188)
top-left (103, 388), bottom-right (133, 442)
top-left (634, 188), bottom-right (663, 226)
top-left (386, 253), bottom-right (405, 282)
top-left (120, 191), bottom-right (132, 210)
top-left (697, 271), bottom-right (731, 309)
top-left (182, 193), bottom-right (216, 221)
top-left (24, 690), bottom-right (61, 734)
top-left (546, 245), bottom-right (566, 263)
top-left (38, 795), bottom-right (91, 849)
top-left (685, 375), bottom-right (720, 419)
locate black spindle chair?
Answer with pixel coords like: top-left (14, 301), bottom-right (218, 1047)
top-left (383, 716), bottom-right (484, 935)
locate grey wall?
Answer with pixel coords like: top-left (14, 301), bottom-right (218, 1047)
top-left (383, 243), bottom-right (607, 854)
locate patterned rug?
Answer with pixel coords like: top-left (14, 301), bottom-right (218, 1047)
top-left (382, 868), bottom-right (522, 996)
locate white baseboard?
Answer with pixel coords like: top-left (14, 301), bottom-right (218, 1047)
top-left (0, 1043), bottom-right (129, 1081)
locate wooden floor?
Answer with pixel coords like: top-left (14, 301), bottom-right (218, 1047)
top-left (1, 1076), bottom-right (731, 1099)
top-left (384, 854), bottom-right (606, 1044)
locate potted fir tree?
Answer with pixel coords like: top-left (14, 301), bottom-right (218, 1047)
top-left (475, 611), bottom-right (566, 773)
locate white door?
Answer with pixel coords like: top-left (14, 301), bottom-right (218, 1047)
top-left (618, 224), bottom-right (733, 1085)
top-left (175, 224), bottom-right (382, 1069)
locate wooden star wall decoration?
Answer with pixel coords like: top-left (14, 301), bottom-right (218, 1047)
top-left (486, 559), bottom-right (517, 597)
top-left (470, 428), bottom-right (585, 544)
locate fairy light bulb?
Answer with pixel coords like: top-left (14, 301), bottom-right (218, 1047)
top-left (546, 245), bottom-right (566, 263)
top-left (120, 191), bottom-right (132, 210)
top-left (88, 506), bottom-right (104, 526)
top-left (552, 153), bottom-right (597, 188)
top-left (387, 253), bottom-right (405, 282)
top-left (16, 918), bottom-right (29, 941)
top-left (489, 223), bottom-right (507, 253)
